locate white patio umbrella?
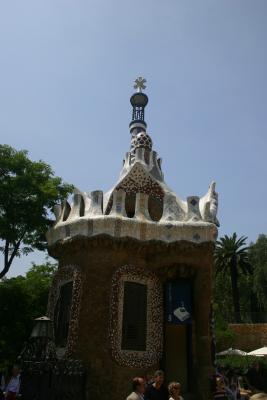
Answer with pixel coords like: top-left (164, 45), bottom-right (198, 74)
top-left (217, 347), bottom-right (247, 356)
top-left (248, 346), bottom-right (267, 356)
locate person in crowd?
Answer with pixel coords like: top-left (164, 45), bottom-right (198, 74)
top-left (213, 376), bottom-right (228, 400)
top-left (246, 363), bottom-right (265, 392)
top-left (145, 375), bottom-right (154, 386)
top-left (224, 371), bottom-right (242, 400)
top-left (168, 382), bottom-right (184, 400)
top-left (226, 381), bottom-right (241, 400)
top-left (0, 370), bottom-right (5, 400)
top-left (144, 370), bottom-right (168, 400)
top-left (4, 365), bottom-right (21, 400)
top-left (237, 376), bottom-right (251, 400)
top-left (126, 377), bottom-right (145, 400)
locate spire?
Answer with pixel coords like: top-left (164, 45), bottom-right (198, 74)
top-left (129, 77), bottom-right (149, 134)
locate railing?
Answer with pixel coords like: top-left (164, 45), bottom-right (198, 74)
top-left (18, 333), bottom-right (87, 400)
top-left (20, 359), bottom-right (86, 400)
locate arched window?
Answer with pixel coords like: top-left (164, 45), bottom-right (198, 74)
top-left (54, 281), bottom-right (73, 347)
top-left (48, 265), bottom-right (82, 357)
top-left (110, 265), bottom-right (163, 368)
top-left (148, 195), bottom-right (163, 221)
top-left (125, 193), bottom-right (136, 218)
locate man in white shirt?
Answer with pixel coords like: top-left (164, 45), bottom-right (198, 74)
top-left (126, 377), bottom-right (145, 400)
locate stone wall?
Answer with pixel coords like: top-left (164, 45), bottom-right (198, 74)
top-left (229, 323), bottom-right (267, 352)
top-left (49, 236), bottom-right (215, 400)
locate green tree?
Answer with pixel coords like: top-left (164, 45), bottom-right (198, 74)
top-left (215, 268), bottom-right (254, 323)
top-left (214, 306), bottom-right (236, 351)
top-left (249, 234), bottom-right (267, 311)
top-left (0, 261), bottom-right (56, 369)
top-left (214, 269), bottom-right (233, 320)
top-left (0, 144), bottom-right (73, 278)
top-left (215, 233), bottom-right (253, 323)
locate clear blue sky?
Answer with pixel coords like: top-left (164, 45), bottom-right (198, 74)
top-left (1, 0), bottom-right (267, 277)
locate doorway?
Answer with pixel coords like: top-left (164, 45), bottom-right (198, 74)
top-left (164, 280), bottom-right (192, 392)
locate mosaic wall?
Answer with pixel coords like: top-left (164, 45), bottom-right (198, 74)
top-left (109, 265), bottom-right (163, 367)
top-left (47, 265), bottom-right (82, 358)
top-left (117, 164), bottom-right (164, 200)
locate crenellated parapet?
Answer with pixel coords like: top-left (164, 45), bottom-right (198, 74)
top-left (51, 183), bottom-right (218, 226)
top-left (46, 79), bottom-right (219, 247)
top-left (46, 183), bottom-right (218, 247)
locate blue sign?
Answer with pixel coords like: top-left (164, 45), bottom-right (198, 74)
top-left (165, 281), bottom-right (192, 325)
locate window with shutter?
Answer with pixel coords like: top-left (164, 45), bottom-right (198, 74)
top-left (121, 282), bottom-right (147, 351)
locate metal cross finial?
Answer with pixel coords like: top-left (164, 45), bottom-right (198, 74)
top-left (134, 77), bottom-right (147, 92)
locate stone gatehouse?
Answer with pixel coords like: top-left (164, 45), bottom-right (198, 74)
top-left (46, 79), bottom-right (219, 400)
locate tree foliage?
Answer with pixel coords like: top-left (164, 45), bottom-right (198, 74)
top-left (215, 233), bottom-right (253, 323)
top-left (214, 233), bottom-right (267, 349)
top-left (218, 271), bottom-right (255, 317)
top-left (0, 261), bottom-right (56, 370)
top-left (217, 355), bottom-right (265, 374)
top-left (213, 304), bottom-right (236, 351)
top-left (248, 234), bottom-right (267, 309)
top-left (0, 144), bottom-right (73, 278)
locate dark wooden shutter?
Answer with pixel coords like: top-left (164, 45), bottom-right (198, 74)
top-left (121, 282), bottom-right (147, 351)
top-left (54, 281), bottom-right (73, 347)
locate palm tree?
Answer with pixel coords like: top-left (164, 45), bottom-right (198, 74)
top-left (215, 233), bottom-right (253, 323)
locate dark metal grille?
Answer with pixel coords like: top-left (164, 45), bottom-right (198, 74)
top-left (121, 282), bottom-right (147, 351)
top-left (20, 360), bottom-right (86, 400)
top-left (132, 106), bottom-right (145, 121)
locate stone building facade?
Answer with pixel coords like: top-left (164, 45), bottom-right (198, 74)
top-left (46, 78), bottom-right (219, 400)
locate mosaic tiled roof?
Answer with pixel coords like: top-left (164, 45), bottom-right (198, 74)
top-left (47, 79), bottom-right (219, 247)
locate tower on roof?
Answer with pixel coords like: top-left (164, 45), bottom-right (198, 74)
top-left (129, 77), bottom-right (149, 134)
top-left (129, 78), bottom-right (153, 155)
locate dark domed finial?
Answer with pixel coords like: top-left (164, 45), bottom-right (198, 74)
top-left (129, 77), bottom-right (148, 134)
